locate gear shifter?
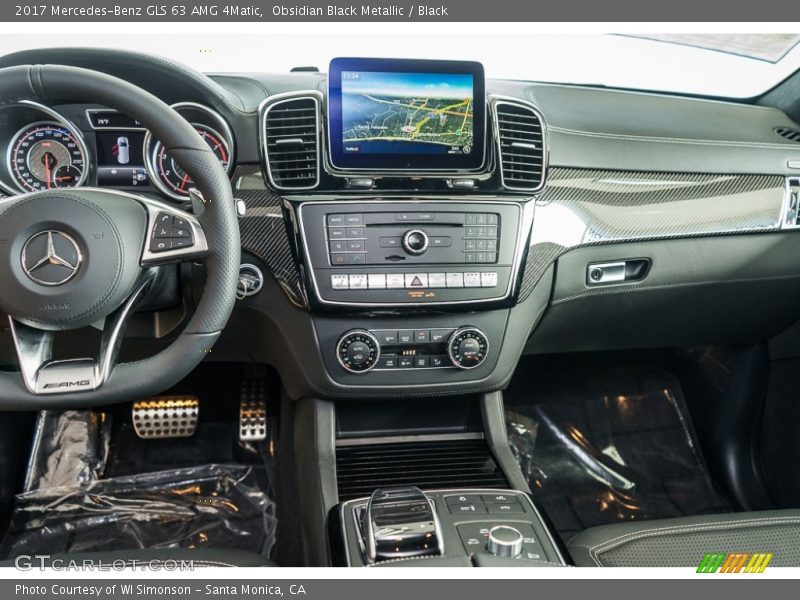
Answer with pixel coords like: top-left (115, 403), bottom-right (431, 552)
top-left (364, 486), bottom-right (444, 563)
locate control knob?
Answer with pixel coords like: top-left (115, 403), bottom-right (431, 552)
top-left (447, 327), bottom-right (489, 369)
top-left (487, 525), bottom-right (524, 558)
top-left (336, 330), bottom-right (381, 374)
top-left (402, 229), bottom-right (429, 256)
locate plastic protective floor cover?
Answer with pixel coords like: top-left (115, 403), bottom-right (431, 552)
top-left (505, 366), bottom-right (730, 543)
top-left (0, 411), bottom-right (277, 559)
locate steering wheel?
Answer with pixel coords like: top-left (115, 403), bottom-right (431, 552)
top-left (0, 65), bottom-right (240, 410)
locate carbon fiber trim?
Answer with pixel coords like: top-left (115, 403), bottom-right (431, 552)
top-left (234, 166), bottom-right (307, 308)
top-left (519, 168), bottom-right (787, 301)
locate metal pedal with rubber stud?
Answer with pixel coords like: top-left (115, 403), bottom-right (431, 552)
top-left (239, 380), bottom-right (267, 442)
top-left (132, 396), bottom-right (199, 439)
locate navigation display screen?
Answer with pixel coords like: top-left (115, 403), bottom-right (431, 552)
top-left (328, 58), bottom-right (486, 172)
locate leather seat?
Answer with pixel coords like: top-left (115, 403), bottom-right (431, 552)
top-left (568, 509), bottom-right (800, 567)
top-left (0, 548), bottom-right (274, 568)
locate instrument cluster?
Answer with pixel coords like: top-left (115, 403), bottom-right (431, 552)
top-left (0, 101), bottom-right (235, 200)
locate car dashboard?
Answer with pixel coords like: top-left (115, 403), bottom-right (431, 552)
top-left (0, 48), bottom-right (798, 402)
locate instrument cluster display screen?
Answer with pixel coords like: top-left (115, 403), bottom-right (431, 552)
top-left (328, 58), bottom-right (486, 172)
top-left (95, 131), bottom-right (149, 187)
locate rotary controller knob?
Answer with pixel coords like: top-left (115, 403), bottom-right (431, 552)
top-left (447, 327), bottom-right (489, 369)
top-left (402, 229), bottom-right (429, 256)
top-left (336, 330), bottom-right (381, 374)
top-left (487, 525), bottom-right (524, 558)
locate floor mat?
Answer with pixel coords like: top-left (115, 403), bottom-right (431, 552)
top-left (1, 464), bottom-right (277, 558)
top-left (1, 410), bottom-right (277, 560)
top-left (505, 366), bottom-right (730, 543)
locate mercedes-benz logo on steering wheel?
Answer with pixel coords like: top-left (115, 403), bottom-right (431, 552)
top-left (21, 230), bottom-right (82, 286)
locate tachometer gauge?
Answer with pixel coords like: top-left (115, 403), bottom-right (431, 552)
top-left (149, 125), bottom-right (231, 199)
top-left (7, 123), bottom-right (87, 191)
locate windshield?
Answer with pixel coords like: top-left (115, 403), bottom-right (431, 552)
top-left (1, 29), bottom-right (799, 98)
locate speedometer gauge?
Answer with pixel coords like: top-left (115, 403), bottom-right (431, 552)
top-left (149, 125), bottom-right (231, 199)
top-left (7, 123), bottom-right (87, 192)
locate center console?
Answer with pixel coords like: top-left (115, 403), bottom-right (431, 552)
top-left (248, 56), bottom-right (558, 569)
top-left (334, 486), bottom-right (565, 567)
top-left (289, 198), bottom-right (535, 387)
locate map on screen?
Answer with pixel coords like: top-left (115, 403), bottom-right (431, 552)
top-left (340, 71), bottom-right (474, 156)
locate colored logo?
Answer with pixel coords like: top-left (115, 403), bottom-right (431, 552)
top-left (697, 552), bottom-right (773, 573)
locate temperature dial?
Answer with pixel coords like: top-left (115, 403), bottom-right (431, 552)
top-left (336, 330), bottom-right (381, 374)
top-left (447, 327), bottom-right (489, 369)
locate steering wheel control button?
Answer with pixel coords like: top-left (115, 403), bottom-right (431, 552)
top-left (150, 211), bottom-right (195, 253)
top-left (337, 330), bottom-right (380, 374)
top-left (487, 526), bottom-right (524, 558)
top-left (448, 327), bottom-right (489, 369)
top-left (402, 229), bottom-right (429, 256)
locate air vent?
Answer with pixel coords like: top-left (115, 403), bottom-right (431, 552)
top-left (776, 126), bottom-right (800, 143)
top-left (494, 99), bottom-right (546, 191)
top-left (335, 438), bottom-right (509, 501)
top-left (262, 94), bottom-right (320, 190)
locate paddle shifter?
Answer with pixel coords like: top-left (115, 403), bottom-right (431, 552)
top-left (364, 486), bottom-right (444, 563)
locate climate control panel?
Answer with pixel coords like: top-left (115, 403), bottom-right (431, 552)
top-left (336, 326), bottom-right (489, 374)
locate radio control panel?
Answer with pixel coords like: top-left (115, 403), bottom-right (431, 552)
top-left (297, 201), bottom-right (526, 307)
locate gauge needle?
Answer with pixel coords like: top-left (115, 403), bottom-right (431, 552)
top-left (43, 154), bottom-right (52, 190)
top-left (178, 173), bottom-right (191, 192)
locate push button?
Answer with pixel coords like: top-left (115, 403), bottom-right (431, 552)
top-left (151, 239), bottom-right (172, 252)
top-left (405, 273), bottom-right (429, 288)
top-left (448, 503), bottom-right (487, 515)
top-left (331, 274), bottom-right (349, 290)
top-left (379, 237), bottom-right (402, 248)
top-left (430, 355), bottom-right (448, 368)
top-left (347, 254), bottom-right (366, 265)
top-left (378, 356), bottom-right (398, 369)
top-left (430, 329), bottom-right (454, 343)
top-left (386, 274), bottom-right (405, 289)
top-left (486, 501), bottom-right (525, 514)
top-left (154, 225), bottom-right (173, 239)
top-left (327, 214), bottom-right (345, 226)
top-left (373, 330), bottom-right (398, 344)
top-left (398, 356), bottom-right (414, 368)
top-left (481, 493), bottom-right (518, 503)
top-left (445, 494), bottom-right (484, 506)
top-left (368, 274), bottom-right (386, 289)
top-left (344, 213), bottom-right (363, 226)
